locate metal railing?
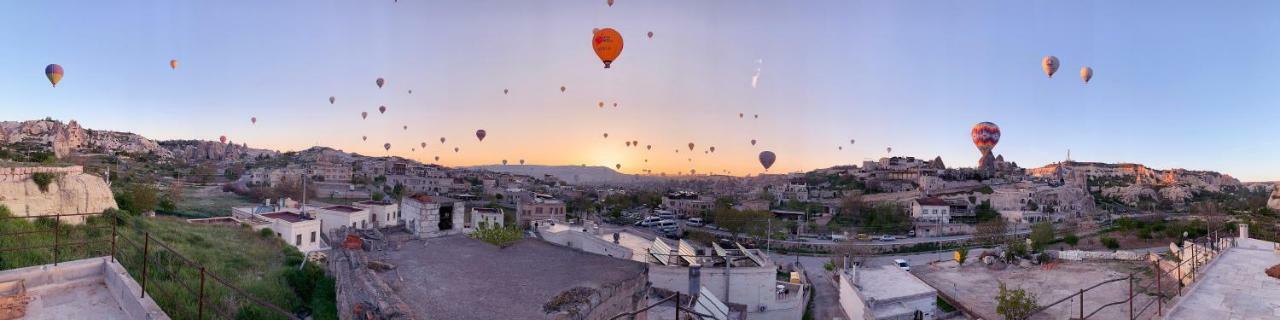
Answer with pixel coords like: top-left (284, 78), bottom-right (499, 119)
top-left (0, 211), bottom-right (299, 319)
top-left (1022, 227), bottom-right (1234, 320)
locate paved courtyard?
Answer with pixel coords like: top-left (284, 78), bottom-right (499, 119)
top-left (915, 260), bottom-right (1158, 320)
top-left (1166, 238), bottom-right (1280, 319)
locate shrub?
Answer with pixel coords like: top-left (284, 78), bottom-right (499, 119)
top-left (995, 282), bottom-right (1039, 319)
top-left (259, 227), bottom-right (277, 238)
top-left (1267, 264), bottom-right (1280, 280)
top-left (1063, 234), bottom-right (1079, 247)
top-left (1036, 252), bottom-right (1052, 264)
top-left (1029, 222), bottom-right (1054, 251)
top-left (31, 172), bottom-right (57, 192)
top-left (1101, 237), bottom-right (1120, 250)
top-left (470, 225), bottom-right (523, 247)
top-left (956, 247), bottom-right (970, 265)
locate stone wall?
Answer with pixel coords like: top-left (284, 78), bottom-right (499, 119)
top-left (1051, 249), bottom-right (1144, 261)
top-left (0, 165), bottom-right (117, 224)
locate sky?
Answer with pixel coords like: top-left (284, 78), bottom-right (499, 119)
top-left (1, 1), bottom-right (1278, 181)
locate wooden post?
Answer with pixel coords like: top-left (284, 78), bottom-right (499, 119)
top-left (141, 233), bottom-right (150, 299)
top-left (1079, 288), bottom-right (1084, 319)
top-left (53, 213), bottom-right (60, 265)
top-left (198, 267), bottom-right (206, 320)
top-left (110, 218), bottom-right (117, 263)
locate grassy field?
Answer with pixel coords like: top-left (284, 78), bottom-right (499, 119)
top-left (0, 206), bottom-right (336, 319)
top-left (175, 185), bottom-right (259, 217)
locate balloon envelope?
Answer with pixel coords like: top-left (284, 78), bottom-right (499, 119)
top-left (361, 112), bottom-right (368, 119)
top-left (750, 139), bottom-right (757, 146)
top-left (560, 86), bottom-right (566, 92)
top-left (421, 142), bottom-right (426, 148)
top-left (1080, 66), bottom-right (1093, 84)
top-left (384, 143), bottom-right (391, 151)
top-left (329, 96), bottom-right (335, 104)
top-left (647, 31), bottom-right (654, 38)
top-left (250, 117), bottom-right (256, 124)
top-left (1042, 56), bottom-right (1060, 78)
top-left (379, 106), bottom-right (386, 114)
top-left (376, 78), bottom-right (385, 88)
top-left (440, 137), bottom-right (446, 143)
top-left (758, 151), bottom-right (776, 170)
top-left (169, 60), bottom-right (178, 70)
top-left (45, 64), bottom-right (63, 87)
top-left (971, 122), bottom-right (1001, 154)
top-left (687, 143), bottom-right (694, 151)
top-left (592, 28), bottom-right (624, 68)
top-left (476, 129), bottom-right (487, 141)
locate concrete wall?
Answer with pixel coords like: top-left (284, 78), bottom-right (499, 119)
top-left (0, 257), bottom-right (169, 319)
top-left (648, 265), bottom-right (804, 320)
top-left (837, 272), bottom-right (873, 320)
top-left (583, 269), bottom-right (650, 320)
top-left (537, 226), bottom-right (634, 260)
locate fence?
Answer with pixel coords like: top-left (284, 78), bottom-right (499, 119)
top-left (1021, 226), bottom-right (1235, 320)
top-left (0, 211), bottom-right (298, 319)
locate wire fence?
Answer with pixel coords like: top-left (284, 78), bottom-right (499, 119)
top-left (0, 211), bottom-right (298, 320)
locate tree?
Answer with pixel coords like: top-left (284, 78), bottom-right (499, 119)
top-left (1005, 238), bottom-right (1028, 261)
top-left (713, 208), bottom-right (772, 239)
top-left (956, 247), bottom-right (970, 265)
top-left (974, 218), bottom-right (1009, 245)
top-left (995, 282), bottom-right (1039, 319)
top-left (1100, 237), bottom-right (1120, 250)
top-left (1063, 233), bottom-right (1079, 247)
top-left (1029, 222), bottom-right (1054, 252)
top-left (118, 183), bottom-right (159, 214)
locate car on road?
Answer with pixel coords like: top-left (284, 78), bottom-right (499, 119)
top-left (703, 223), bottom-right (720, 231)
top-left (638, 216), bottom-right (662, 227)
top-left (879, 235), bottom-right (896, 242)
top-left (687, 217), bottom-right (704, 227)
top-left (894, 259), bottom-right (910, 272)
top-left (830, 234), bottom-right (848, 242)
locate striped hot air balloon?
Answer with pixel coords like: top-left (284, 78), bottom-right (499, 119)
top-left (971, 122), bottom-right (1001, 155)
top-left (45, 64), bottom-right (64, 87)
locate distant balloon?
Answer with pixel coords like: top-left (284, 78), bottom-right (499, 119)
top-left (603, 133), bottom-right (609, 139)
top-left (687, 142), bottom-right (694, 151)
top-left (607, 0), bottom-right (614, 7)
top-left (434, 156), bottom-right (440, 161)
top-left (454, 147), bottom-right (460, 153)
top-left (625, 141), bottom-right (631, 147)
top-left (440, 137), bottom-right (446, 143)
top-left (376, 77), bottom-right (385, 88)
top-left (644, 159), bottom-right (648, 163)
top-left (519, 159), bottom-right (525, 165)
top-left (886, 147), bottom-right (893, 153)
top-left (613, 102), bottom-right (618, 108)
top-left (1042, 56), bottom-right (1060, 78)
top-left (631, 140), bottom-right (638, 146)
top-left (598, 101), bottom-right (604, 108)
top-left (421, 142), bottom-right (427, 148)
top-left (739, 113), bottom-right (744, 118)
top-left (379, 106), bottom-right (386, 114)
top-left (709, 146), bottom-right (716, 153)
top-left (838, 146), bottom-right (843, 150)
top-left (384, 143), bottom-right (391, 151)
top-left (560, 86), bottom-right (567, 92)
top-left (690, 169), bottom-right (696, 175)
top-left (361, 112), bottom-right (368, 119)
top-left (44, 64), bottom-right (63, 87)
top-left (616, 163), bottom-right (622, 170)
top-left (1080, 66), bottom-right (1093, 84)
top-left (504, 89), bottom-right (509, 95)
top-left (592, 28), bottom-right (624, 68)
top-left (169, 59), bottom-right (179, 70)
top-left (758, 151), bottom-right (776, 170)
top-left (412, 148), bottom-right (416, 152)
top-left (408, 89), bottom-right (412, 94)
top-left (647, 31), bottom-right (654, 38)
top-left (219, 136), bottom-right (227, 144)
top-left (646, 145), bottom-right (652, 150)
top-left (329, 96), bottom-right (335, 104)
top-left (250, 117), bottom-right (257, 124)
top-left (476, 129), bottom-right (487, 141)
top-left (850, 139), bottom-right (856, 145)
top-left (750, 139), bottom-right (757, 146)
top-left (753, 114), bottom-right (758, 119)
top-left (503, 159), bottom-right (508, 165)
top-left (362, 136), bottom-right (367, 141)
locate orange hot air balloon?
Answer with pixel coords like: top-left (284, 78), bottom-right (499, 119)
top-left (592, 28), bottom-right (624, 68)
top-left (169, 59), bottom-right (178, 70)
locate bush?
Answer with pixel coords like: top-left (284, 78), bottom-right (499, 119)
top-left (1036, 252), bottom-right (1052, 264)
top-left (31, 172), bottom-right (58, 192)
top-left (1267, 264), bottom-right (1280, 280)
top-left (259, 227), bottom-right (277, 238)
top-left (956, 247), bottom-right (970, 265)
top-left (995, 282), bottom-right (1039, 319)
top-left (1063, 234), bottom-right (1079, 247)
top-left (1029, 222), bottom-right (1054, 251)
top-left (470, 225), bottom-right (523, 247)
top-left (1101, 237), bottom-right (1120, 250)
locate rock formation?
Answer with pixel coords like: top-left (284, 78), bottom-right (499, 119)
top-left (1269, 185), bottom-right (1280, 211)
top-left (0, 119), bottom-right (169, 158)
top-left (0, 166), bottom-right (117, 224)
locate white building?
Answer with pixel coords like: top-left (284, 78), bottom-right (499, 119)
top-left (402, 194), bottom-right (466, 238)
top-left (352, 200), bottom-right (399, 227)
top-left (838, 265), bottom-right (938, 320)
top-left (464, 207), bottom-right (505, 233)
top-left (911, 197), bottom-right (951, 224)
top-left (258, 211), bottom-right (324, 252)
top-left (314, 205), bottom-right (371, 235)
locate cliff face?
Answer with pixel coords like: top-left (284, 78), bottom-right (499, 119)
top-left (0, 119), bottom-right (169, 157)
top-left (1269, 186), bottom-right (1280, 211)
top-left (0, 166), bottom-right (117, 224)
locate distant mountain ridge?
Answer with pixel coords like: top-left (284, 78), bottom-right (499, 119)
top-left (467, 164), bottom-right (640, 184)
top-left (0, 119), bottom-right (275, 162)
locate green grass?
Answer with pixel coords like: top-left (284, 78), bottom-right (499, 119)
top-left (938, 296), bottom-right (957, 312)
top-left (0, 206), bottom-right (336, 319)
top-left (175, 186), bottom-right (258, 217)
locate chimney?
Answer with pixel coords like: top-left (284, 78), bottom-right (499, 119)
top-left (1239, 224), bottom-right (1249, 240)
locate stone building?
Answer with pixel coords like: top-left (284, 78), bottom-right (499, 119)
top-left (401, 194), bottom-right (466, 238)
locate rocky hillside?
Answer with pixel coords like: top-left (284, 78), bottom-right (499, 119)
top-left (0, 166), bottom-right (116, 224)
top-left (0, 119), bottom-right (169, 158)
top-left (469, 164), bottom-right (646, 184)
top-left (1029, 161), bottom-right (1245, 209)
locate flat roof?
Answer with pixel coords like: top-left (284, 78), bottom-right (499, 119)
top-left (323, 205), bottom-right (365, 213)
top-left (854, 265), bottom-right (936, 301)
top-left (0, 257), bottom-right (168, 319)
top-left (261, 211), bottom-right (312, 223)
top-left (375, 235), bottom-right (646, 319)
top-left (353, 200), bottom-right (393, 206)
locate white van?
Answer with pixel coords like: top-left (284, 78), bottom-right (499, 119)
top-left (655, 219), bottom-right (678, 229)
top-left (639, 216), bottom-right (663, 227)
top-left (687, 217), bottom-right (704, 227)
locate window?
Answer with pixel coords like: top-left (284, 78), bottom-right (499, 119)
top-left (310, 231), bottom-right (316, 243)
top-left (361, 220), bottom-right (366, 228)
top-left (295, 234), bottom-right (302, 246)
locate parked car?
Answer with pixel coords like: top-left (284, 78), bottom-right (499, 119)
top-left (687, 217), bottom-right (704, 227)
top-left (879, 235), bottom-right (896, 242)
top-left (830, 234), bottom-right (848, 242)
top-left (857, 233), bottom-right (870, 241)
top-left (655, 219), bottom-right (678, 229)
top-left (703, 223), bottom-right (720, 231)
top-left (894, 259), bottom-right (911, 272)
top-left (639, 216), bottom-right (662, 227)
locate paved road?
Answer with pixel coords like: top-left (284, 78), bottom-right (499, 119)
top-left (684, 224), bottom-right (1030, 247)
top-left (766, 253), bottom-right (846, 320)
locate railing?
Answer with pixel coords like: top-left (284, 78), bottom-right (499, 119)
top-left (0, 211), bottom-right (299, 319)
top-left (1022, 227), bottom-right (1234, 320)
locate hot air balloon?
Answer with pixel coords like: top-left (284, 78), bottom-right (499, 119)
top-left (739, 113), bottom-right (744, 118)
top-left (647, 31), bottom-right (654, 38)
top-left (687, 143), bottom-right (694, 151)
top-left (169, 60), bottom-right (178, 70)
top-left (592, 28), bottom-right (624, 68)
top-left (631, 140), bottom-right (638, 146)
top-left (690, 169), bottom-right (696, 175)
top-left (1080, 66), bottom-right (1093, 84)
top-left (560, 86), bottom-right (566, 92)
top-left (607, 0), bottom-right (614, 7)
top-left (379, 106), bottom-right (386, 114)
top-left (408, 89), bottom-right (413, 94)
top-left (403, 125), bottom-right (408, 130)
top-left (750, 139), bottom-right (757, 146)
top-left (886, 147), bottom-right (892, 153)
top-left (613, 103), bottom-right (618, 108)
top-left (421, 142), bottom-right (427, 148)
top-left (616, 164), bottom-right (621, 170)
top-left (434, 156), bottom-right (440, 161)
top-left (412, 148), bottom-right (416, 152)
top-left (219, 136), bottom-right (227, 144)
top-left (1042, 56), bottom-right (1060, 78)
top-left (502, 159), bottom-right (508, 165)
top-left (709, 146), bottom-right (716, 153)
top-left (753, 114), bottom-right (758, 119)
top-left (603, 133), bottom-right (609, 139)
top-left (250, 117), bottom-right (257, 124)
top-left (625, 141), bottom-right (631, 147)
top-left (598, 101), bottom-right (604, 108)
top-left (361, 112), bottom-right (368, 119)
top-left (644, 159), bottom-right (648, 163)
top-left (519, 159), bottom-right (525, 165)
top-left (329, 96), bottom-right (335, 104)
top-left (972, 122), bottom-right (1001, 169)
top-left (384, 143), bottom-right (391, 151)
top-left (838, 146), bottom-right (843, 150)
top-left (362, 136), bottom-right (367, 141)
top-left (376, 78), bottom-right (385, 88)
top-left (454, 147), bottom-right (459, 153)
top-left (758, 151), bottom-right (776, 171)
top-left (45, 64), bottom-right (63, 87)
top-left (475, 130), bottom-right (487, 141)
top-left (440, 137), bottom-right (446, 143)
top-left (504, 89), bottom-right (509, 95)
top-left (646, 145), bottom-right (651, 150)
top-left (850, 139), bottom-right (856, 145)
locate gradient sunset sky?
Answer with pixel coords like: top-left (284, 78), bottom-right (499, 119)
top-left (2, 1), bottom-right (1278, 181)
